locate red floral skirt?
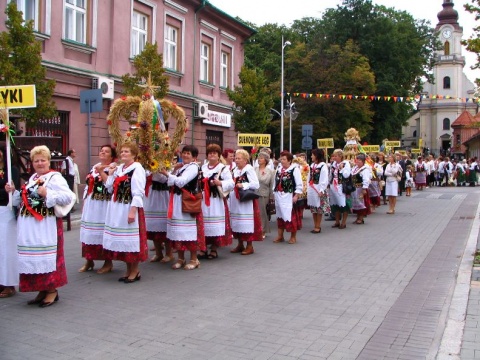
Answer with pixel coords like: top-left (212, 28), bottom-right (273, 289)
top-left (171, 212), bottom-right (206, 252)
top-left (19, 218), bottom-right (68, 292)
top-left (147, 231), bottom-right (167, 243)
top-left (103, 208), bottom-right (148, 263)
top-left (277, 206), bottom-right (303, 232)
top-left (233, 199), bottom-right (263, 242)
top-left (353, 191), bottom-right (372, 216)
top-left (82, 244), bottom-right (110, 261)
top-left (369, 196), bottom-right (381, 206)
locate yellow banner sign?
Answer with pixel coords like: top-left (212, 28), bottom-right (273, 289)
top-left (237, 133), bottom-right (271, 147)
top-left (362, 145), bottom-right (380, 153)
top-left (411, 148), bottom-right (422, 154)
top-left (317, 138), bottom-right (334, 149)
top-left (397, 150), bottom-right (407, 155)
top-left (384, 141), bottom-right (401, 147)
top-left (418, 138), bottom-right (423, 147)
top-left (0, 85), bottom-right (36, 109)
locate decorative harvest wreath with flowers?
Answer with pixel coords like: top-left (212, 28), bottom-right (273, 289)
top-left (106, 92), bottom-right (187, 172)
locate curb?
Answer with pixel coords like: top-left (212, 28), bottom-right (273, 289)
top-left (436, 199), bottom-right (480, 359)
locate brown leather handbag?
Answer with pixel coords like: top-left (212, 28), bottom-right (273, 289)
top-left (181, 189), bottom-right (202, 214)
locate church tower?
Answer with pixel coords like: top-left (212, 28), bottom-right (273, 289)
top-left (413, 0), bottom-right (476, 156)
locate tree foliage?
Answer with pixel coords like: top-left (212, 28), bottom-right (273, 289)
top-left (0, 2), bottom-right (56, 123)
top-left (227, 66), bottom-right (273, 134)
top-left (121, 42), bottom-right (169, 99)
top-left (463, 0), bottom-right (480, 87)
top-left (244, 0), bottom-right (438, 147)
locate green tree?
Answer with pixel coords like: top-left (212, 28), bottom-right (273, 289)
top-left (227, 66), bottom-right (273, 134)
top-left (121, 42), bottom-right (169, 98)
top-left (0, 2), bottom-right (56, 123)
top-left (319, 0), bottom-right (438, 143)
top-left (284, 40), bottom-right (375, 152)
top-left (463, 0), bottom-right (480, 87)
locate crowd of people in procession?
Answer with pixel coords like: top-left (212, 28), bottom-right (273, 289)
top-left (0, 142), bottom-right (479, 306)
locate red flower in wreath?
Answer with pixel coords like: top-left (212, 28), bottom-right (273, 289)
top-left (107, 120), bottom-right (112, 125)
top-left (120, 96), bottom-right (127, 101)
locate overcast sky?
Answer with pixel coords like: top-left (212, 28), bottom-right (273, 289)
top-left (209, 0), bottom-right (478, 83)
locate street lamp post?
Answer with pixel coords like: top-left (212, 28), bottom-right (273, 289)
top-left (284, 96), bottom-right (299, 153)
top-left (280, 36), bottom-right (291, 152)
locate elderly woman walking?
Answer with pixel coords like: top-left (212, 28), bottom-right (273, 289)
top-left (255, 151), bottom-right (275, 239)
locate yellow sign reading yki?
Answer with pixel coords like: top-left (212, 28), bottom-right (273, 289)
top-left (0, 85), bottom-right (37, 109)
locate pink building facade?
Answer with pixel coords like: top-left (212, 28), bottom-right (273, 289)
top-left (1, 0), bottom-right (254, 176)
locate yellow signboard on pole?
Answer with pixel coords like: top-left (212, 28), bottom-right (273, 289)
top-left (411, 148), bottom-right (422, 154)
top-left (362, 145), bottom-right (380, 153)
top-left (317, 138), bottom-right (334, 149)
top-left (0, 85), bottom-right (37, 109)
top-left (237, 133), bottom-right (271, 147)
top-left (384, 141), bottom-right (401, 148)
top-left (419, 138), bottom-right (423, 147)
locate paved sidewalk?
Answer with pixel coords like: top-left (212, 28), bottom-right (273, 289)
top-left (1, 186), bottom-right (479, 360)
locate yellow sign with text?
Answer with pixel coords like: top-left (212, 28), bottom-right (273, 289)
top-left (0, 85), bottom-right (36, 109)
top-left (384, 141), bottom-right (401, 148)
top-left (419, 138), bottom-right (423, 147)
top-left (397, 150), bottom-right (407, 156)
top-left (411, 148), bottom-right (422, 154)
top-left (317, 138), bottom-right (334, 149)
top-left (237, 133), bottom-right (271, 147)
top-left (362, 145), bottom-right (380, 153)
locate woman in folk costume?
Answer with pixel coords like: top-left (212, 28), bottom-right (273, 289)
top-left (273, 151), bottom-right (303, 244)
top-left (306, 148), bottom-right (330, 233)
top-left (414, 156), bottom-right (427, 190)
top-left (455, 159), bottom-right (467, 186)
top-left (368, 156), bottom-right (384, 213)
top-left (384, 154), bottom-right (402, 214)
top-left (328, 149), bottom-right (351, 229)
top-left (0, 147), bottom-right (20, 298)
top-left (200, 144), bottom-right (234, 259)
top-left (230, 149), bottom-right (262, 255)
top-left (144, 170), bottom-right (173, 263)
top-left (103, 143), bottom-right (148, 283)
top-left (5, 146), bottom-right (73, 307)
top-left (350, 153), bottom-right (372, 224)
top-left (79, 145), bottom-right (117, 274)
top-left (160, 145), bottom-right (205, 270)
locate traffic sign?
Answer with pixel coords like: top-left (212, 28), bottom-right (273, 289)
top-left (302, 124), bottom-right (313, 137)
top-left (302, 136), bottom-right (313, 150)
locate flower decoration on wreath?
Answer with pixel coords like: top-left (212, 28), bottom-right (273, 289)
top-left (106, 74), bottom-right (187, 172)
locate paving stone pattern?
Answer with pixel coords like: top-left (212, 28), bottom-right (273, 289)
top-left (0, 187), bottom-right (478, 360)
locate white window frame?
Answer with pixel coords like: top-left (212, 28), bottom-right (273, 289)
top-left (200, 42), bottom-right (210, 82)
top-left (64, 0), bottom-right (86, 43)
top-left (131, 10), bottom-right (148, 57)
top-left (13, 0), bottom-right (39, 30)
top-left (220, 51), bottom-right (229, 88)
top-left (164, 25), bottom-right (178, 70)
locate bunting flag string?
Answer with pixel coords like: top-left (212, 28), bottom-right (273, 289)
top-left (283, 92), bottom-right (479, 103)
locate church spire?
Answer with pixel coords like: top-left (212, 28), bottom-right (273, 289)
top-left (436, 0), bottom-right (460, 30)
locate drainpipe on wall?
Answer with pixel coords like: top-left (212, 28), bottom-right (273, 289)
top-left (192, 0), bottom-right (207, 145)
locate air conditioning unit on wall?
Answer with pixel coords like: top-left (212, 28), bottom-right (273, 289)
top-left (92, 76), bottom-right (114, 100)
top-left (194, 101), bottom-right (209, 119)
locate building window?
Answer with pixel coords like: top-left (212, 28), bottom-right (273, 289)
top-left (220, 51), bottom-right (229, 88)
top-left (64, 0), bottom-right (86, 43)
top-left (443, 118), bottom-right (450, 130)
top-left (206, 130), bottom-right (223, 150)
top-left (13, 0), bottom-right (38, 30)
top-left (200, 42), bottom-right (210, 82)
top-left (443, 76), bottom-right (451, 89)
top-left (456, 134), bottom-right (461, 145)
top-left (131, 10), bottom-right (148, 57)
top-left (444, 41), bottom-right (450, 55)
top-left (164, 25), bottom-right (178, 70)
